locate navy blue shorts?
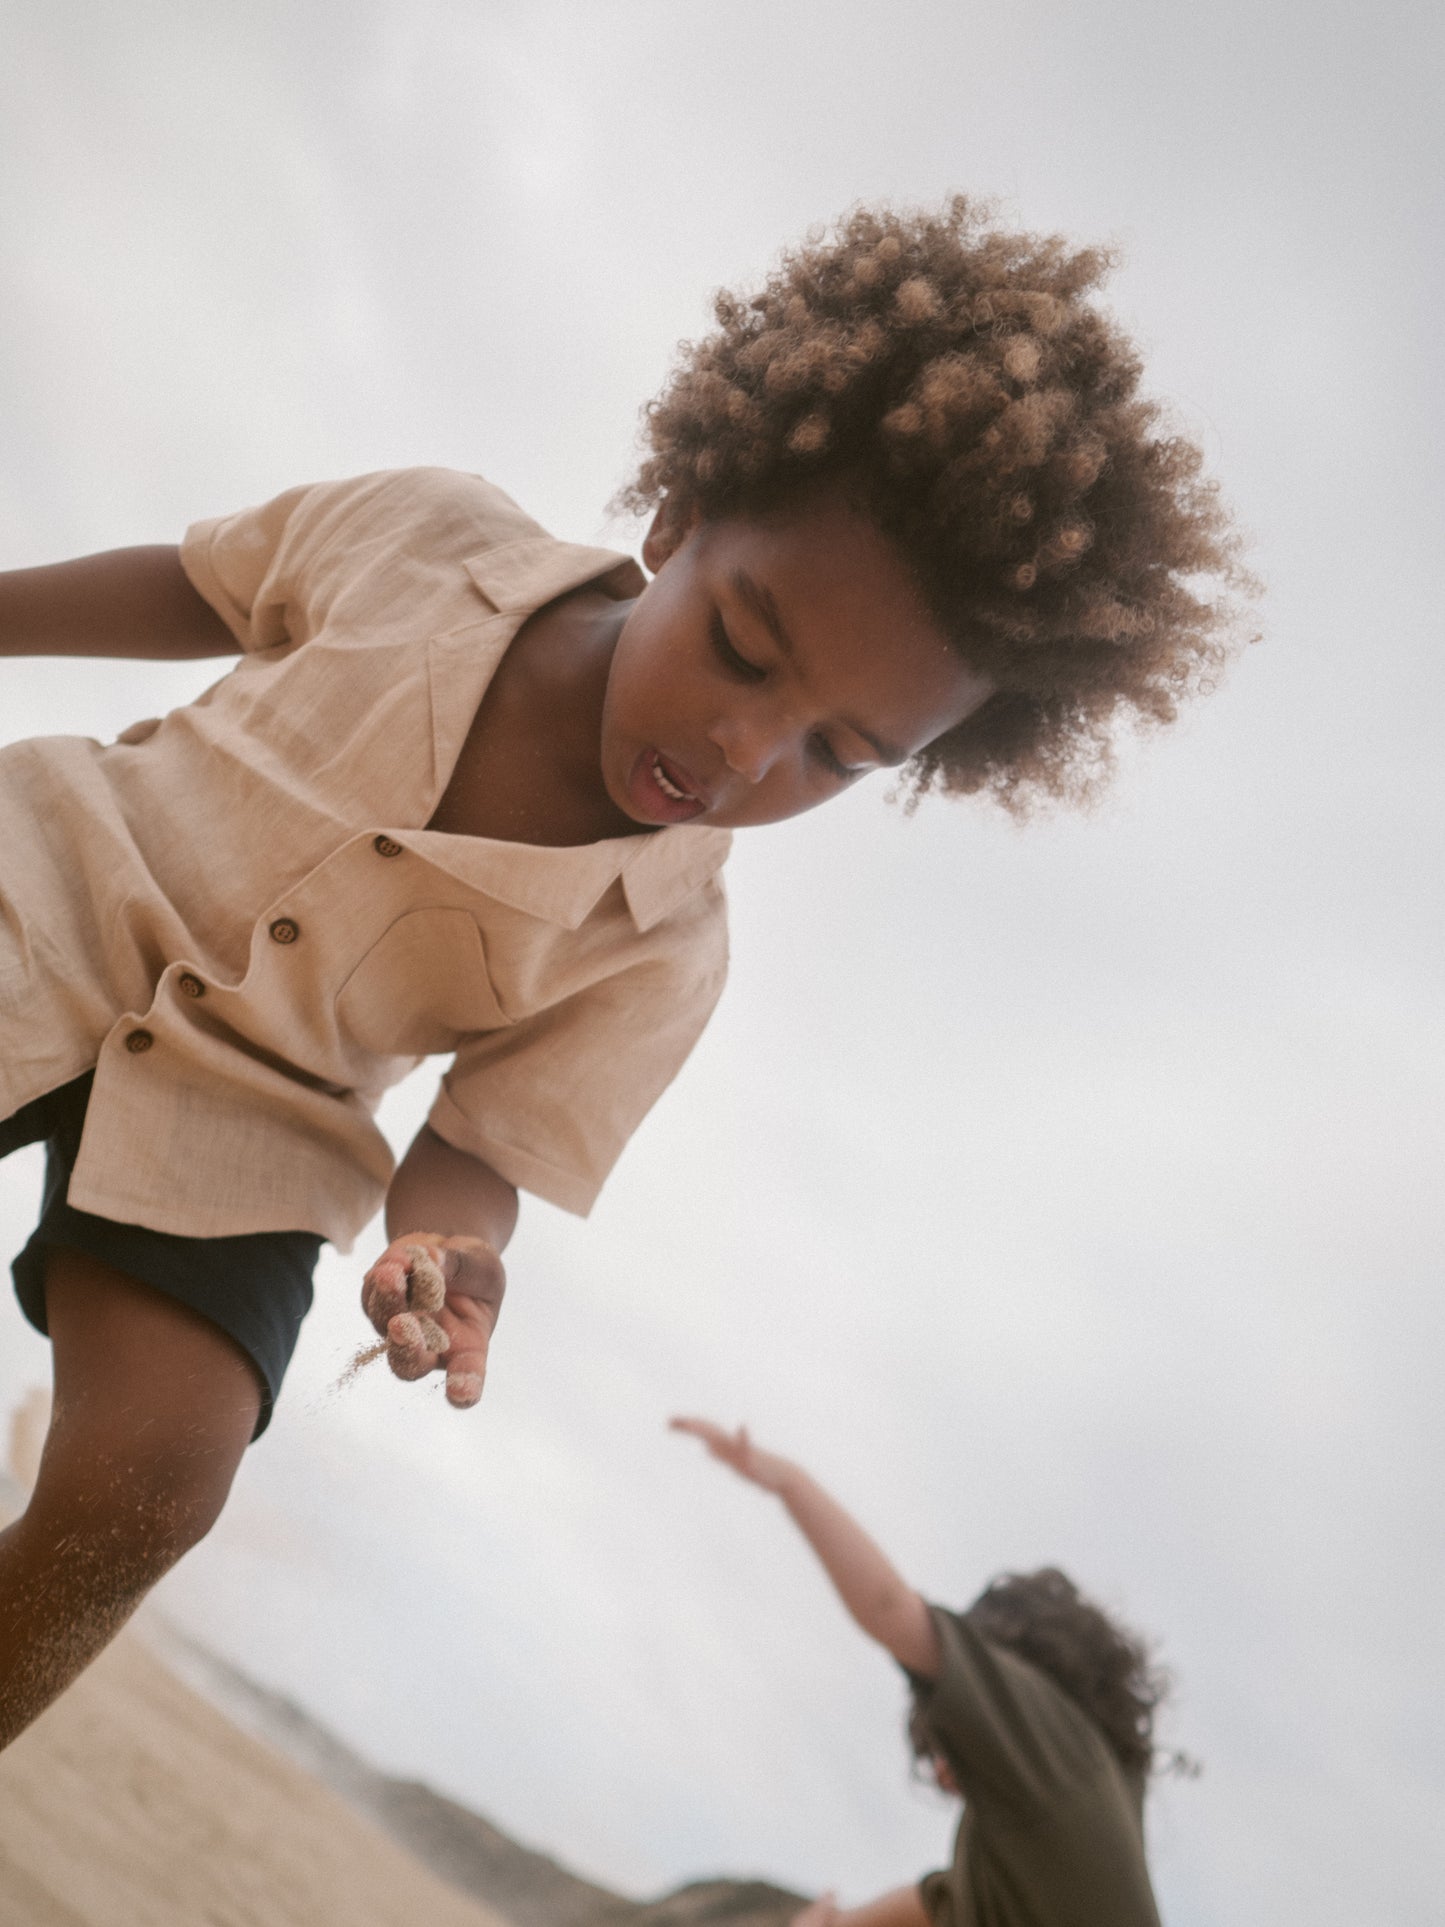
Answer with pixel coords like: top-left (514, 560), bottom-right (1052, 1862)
top-left (1, 1072), bottom-right (323, 1440)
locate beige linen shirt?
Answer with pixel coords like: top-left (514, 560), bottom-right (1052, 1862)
top-left (0, 468), bottom-right (731, 1247)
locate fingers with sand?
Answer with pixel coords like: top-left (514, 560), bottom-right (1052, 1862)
top-left (351, 1244), bottom-right (484, 1408)
top-left (384, 1247), bottom-right (448, 1374)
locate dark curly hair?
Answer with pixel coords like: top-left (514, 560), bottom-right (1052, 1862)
top-left (620, 197), bottom-right (1252, 812)
top-left (908, 1567), bottom-right (1171, 1788)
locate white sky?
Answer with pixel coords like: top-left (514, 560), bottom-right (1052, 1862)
top-left (1, 4), bottom-right (1442, 1923)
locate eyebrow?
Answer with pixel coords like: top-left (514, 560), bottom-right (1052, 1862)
top-left (728, 567), bottom-right (906, 766)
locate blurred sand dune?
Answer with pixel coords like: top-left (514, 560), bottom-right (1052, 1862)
top-left (0, 1402), bottom-right (505, 1927)
top-left (0, 1611), bottom-right (509, 1927)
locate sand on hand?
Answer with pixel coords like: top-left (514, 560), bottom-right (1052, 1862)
top-left (341, 1244), bottom-right (451, 1389)
top-left (405, 1247), bottom-right (446, 1315)
top-left (404, 1244), bottom-right (451, 1355)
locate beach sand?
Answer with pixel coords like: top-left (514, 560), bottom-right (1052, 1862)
top-left (0, 1612), bottom-right (510, 1927)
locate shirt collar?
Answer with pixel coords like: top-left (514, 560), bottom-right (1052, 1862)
top-left (619, 824), bottom-right (732, 930)
top-left (402, 823), bottom-right (730, 933)
top-left (418, 531), bottom-right (728, 930)
top-left (465, 536), bottom-right (647, 614)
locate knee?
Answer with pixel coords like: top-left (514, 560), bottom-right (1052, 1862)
top-left (28, 1416), bottom-right (246, 1577)
top-left (124, 1441), bottom-right (239, 1562)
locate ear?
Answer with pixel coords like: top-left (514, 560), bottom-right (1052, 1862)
top-left (641, 496), bottom-right (699, 574)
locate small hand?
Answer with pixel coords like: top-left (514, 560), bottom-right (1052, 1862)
top-left (360, 1232), bottom-right (506, 1409)
top-left (668, 1415), bottom-right (792, 1493)
top-left (791, 1894), bottom-right (841, 1927)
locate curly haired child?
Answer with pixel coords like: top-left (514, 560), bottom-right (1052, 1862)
top-left (673, 1417), bottom-right (1171, 1927)
top-left (0, 198), bottom-right (1243, 1748)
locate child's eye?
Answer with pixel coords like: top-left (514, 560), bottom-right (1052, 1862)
top-left (709, 611), bottom-right (764, 681)
top-left (808, 733), bottom-right (857, 781)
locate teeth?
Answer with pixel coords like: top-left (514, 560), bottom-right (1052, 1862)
top-left (653, 756), bottom-right (694, 802)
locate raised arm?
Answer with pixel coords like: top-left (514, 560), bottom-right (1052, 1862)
top-left (0, 547), bottom-right (239, 659)
top-left (670, 1418), bottom-right (942, 1678)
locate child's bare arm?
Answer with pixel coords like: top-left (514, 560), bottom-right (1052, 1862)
top-left (384, 1124), bottom-right (519, 1253)
top-left (670, 1418), bottom-right (943, 1678)
top-left (792, 1888), bottom-right (932, 1927)
top-left (361, 1126), bottom-right (518, 1409)
top-left (0, 547), bottom-right (238, 659)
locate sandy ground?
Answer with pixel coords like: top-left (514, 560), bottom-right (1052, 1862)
top-left (0, 1393), bottom-right (508, 1927)
top-left (0, 1622), bottom-right (511, 1927)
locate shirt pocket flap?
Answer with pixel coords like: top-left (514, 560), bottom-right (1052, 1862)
top-left (335, 909), bottom-right (508, 1057)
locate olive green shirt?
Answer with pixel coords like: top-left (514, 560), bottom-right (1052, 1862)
top-left (910, 1607), bottom-right (1162, 1927)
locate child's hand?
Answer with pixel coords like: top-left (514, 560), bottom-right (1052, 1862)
top-left (669, 1415), bottom-right (793, 1493)
top-left (360, 1233), bottom-right (506, 1409)
top-left (791, 1895), bottom-right (841, 1927)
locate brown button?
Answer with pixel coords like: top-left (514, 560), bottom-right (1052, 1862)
top-left (269, 917), bottom-right (300, 945)
top-left (178, 971), bottom-right (206, 998)
top-left (372, 835), bottom-right (404, 859)
top-left (125, 1028), bottom-right (154, 1054)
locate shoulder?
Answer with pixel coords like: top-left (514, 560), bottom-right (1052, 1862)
top-left (925, 1605), bottom-right (1081, 1729)
top-left (912, 1606), bottom-right (1121, 1800)
top-left (287, 467), bottom-right (548, 557)
top-left (183, 467), bottom-right (550, 591)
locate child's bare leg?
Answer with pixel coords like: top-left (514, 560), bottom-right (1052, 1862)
top-left (0, 1249), bottom-right (260, 1750)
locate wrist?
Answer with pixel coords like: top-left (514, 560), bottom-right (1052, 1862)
top-left (768, 1456), bottom-right (805, 1499)
top-left (387, 1229), bottom-right (493, 1251)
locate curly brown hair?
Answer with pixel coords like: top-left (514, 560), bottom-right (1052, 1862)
top-left (909, 1567), bottom-right (1170, 1787)
top-left (621, 197), bottom-right (1252, 811)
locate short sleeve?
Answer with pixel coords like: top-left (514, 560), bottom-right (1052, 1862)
top-left (426, 937), bottom-right (727, 1216)
top-left (909, 1607), bottom-right (1109, 1818)
top-left (917, 1870), bottom-right (955, 1927)
top-left (179, 467), bottom-right (539, 653)
top-left (180, 481), bottom-right (319, 651)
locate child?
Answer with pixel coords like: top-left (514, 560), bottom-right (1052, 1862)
top-left (671, 1418), bottom-right (1169, 1927)
top-left (0, 199), bottom-right (1241, 1747)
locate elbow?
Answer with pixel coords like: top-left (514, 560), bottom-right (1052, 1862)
top-left (870, 1591), bottom-right (941, 1678)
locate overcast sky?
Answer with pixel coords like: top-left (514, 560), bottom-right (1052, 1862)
top-left (2, 4), bottom-right (1442, 1923)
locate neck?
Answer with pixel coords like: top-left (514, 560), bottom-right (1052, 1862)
top-left (530, 589), bottom-right (638, 826)
top-left (429, 584), bottom-right (646, 847)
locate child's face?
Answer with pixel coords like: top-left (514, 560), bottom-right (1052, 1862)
top-left (600, 487), bottom-right (993, 831)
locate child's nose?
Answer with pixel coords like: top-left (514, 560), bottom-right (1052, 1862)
top-left (710, 707), bottom-right (790, 784)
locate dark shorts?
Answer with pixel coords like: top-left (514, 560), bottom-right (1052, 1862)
top-left (1, 1072), bottom-right (323, 1440)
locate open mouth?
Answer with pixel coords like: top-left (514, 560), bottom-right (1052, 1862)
top-left (631, 749), bottom-right (708, 823)
top-left (651, 754), bottom-right (699, 804)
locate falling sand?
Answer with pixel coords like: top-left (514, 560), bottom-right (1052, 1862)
top-left (336, 1339), bottom-right (388, 1390)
